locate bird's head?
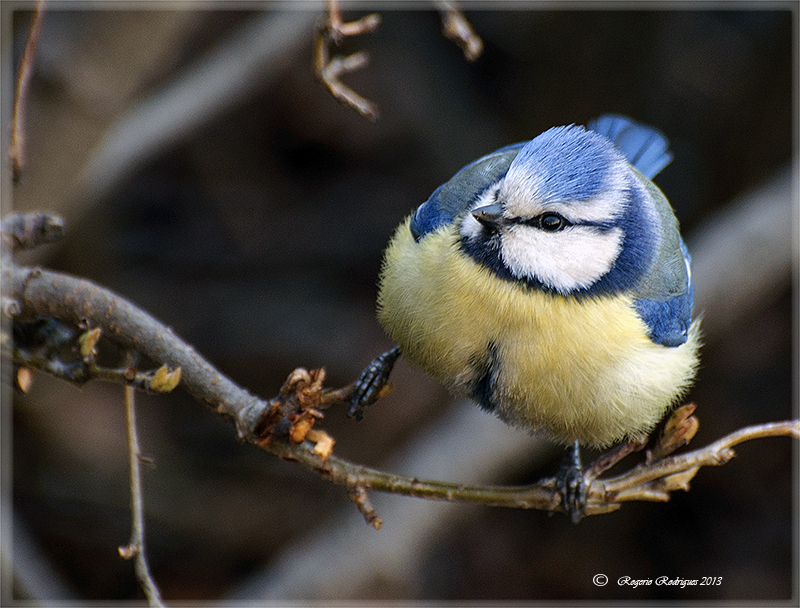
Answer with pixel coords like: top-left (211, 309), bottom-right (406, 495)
top-left (459, 125), bottom-right (659, 296)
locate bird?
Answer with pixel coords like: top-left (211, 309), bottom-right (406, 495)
top-left (349, 114), bottom-right (701, 521)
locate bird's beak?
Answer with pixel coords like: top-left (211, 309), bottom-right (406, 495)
top-left (472, 204), bottom-right (505, 228)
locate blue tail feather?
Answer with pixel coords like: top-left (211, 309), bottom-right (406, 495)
top-left (588, 114), bottom-right (673, 179)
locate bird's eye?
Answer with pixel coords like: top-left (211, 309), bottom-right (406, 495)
top-left (538, 213), bottom-right (569, 232)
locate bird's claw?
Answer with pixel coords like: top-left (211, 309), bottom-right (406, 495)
top-left (556, 440), bottom-right (587, 524)
top-left (348, 346), bottom-right (400, 420)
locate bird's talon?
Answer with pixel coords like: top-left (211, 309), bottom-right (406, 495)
top-left (557, 440), bottom-right (587, 524)
top-left (349, 346), bottom-right (400, 420)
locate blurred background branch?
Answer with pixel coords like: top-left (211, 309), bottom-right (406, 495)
top-left (9, 0), bottom-right (44, 182)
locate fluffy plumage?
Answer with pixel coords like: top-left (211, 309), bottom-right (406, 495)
top-left (375, 115), bottom-right (701, 447)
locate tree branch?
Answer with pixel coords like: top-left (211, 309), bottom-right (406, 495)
top-left (4, 213), bottom-right (799, 528)
top-left (5, 259), bottom-right (265, 441)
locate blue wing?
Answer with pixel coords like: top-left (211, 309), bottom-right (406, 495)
top-left (590, 115), bottom-right (691, 346)
top-left (633, 237), bottom-right (694, 347)
top-left (588, 114), bottom-right (673, 179)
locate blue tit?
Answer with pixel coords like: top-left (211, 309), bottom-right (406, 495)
top-left (351, 114), bottom-right (701, 452)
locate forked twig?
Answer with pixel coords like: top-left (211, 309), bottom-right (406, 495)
top-left (314, 0), bottom-right (483, 121)
top-left (314, 0), bottom-right (381, 121)
top-left (599, 420), bottom-right (799, 504)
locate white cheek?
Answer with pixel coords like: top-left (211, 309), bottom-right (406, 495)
top-left (500, 226), bottom-right (623, 292)
top-left (460, 213), bottom-right (482, 240)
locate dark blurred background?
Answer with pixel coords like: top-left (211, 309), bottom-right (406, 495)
top-left (3, 4), bottom-right (796, 603)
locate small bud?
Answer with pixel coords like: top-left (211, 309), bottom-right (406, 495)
top-left (376, 383), bottom-right (394, 399)
top-left (288, 368), bottom-right (311, 385)
top-left (307, 429), bottom-right (335, 460)
top-left (659, 467), bottom-right (701, 492)
top-left (290, 417), bottom-right (314, 443)
top-left (118, 543), bottom-right (138, 559)
top-left (647, 404), bottom-right (699, 463)
top-left (78, 327), bottom-right (102, 359)
top-left (149, 365), bottom-right (181, 393)
top-left (16, 367), bottom-right (34, 393)
top-left (662, 404), bottom-right (699, 448)
top-left (2, 297), bottom-right (21, 318)
top-left (281, 368), bottom-right (311, 396)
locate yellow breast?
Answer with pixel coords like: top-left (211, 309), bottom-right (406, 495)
top-left (377, 218), bottom-right (701, 447)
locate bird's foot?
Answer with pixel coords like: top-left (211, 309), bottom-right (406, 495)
top-left (348, 346), bottom-right (401, 420)
top-left (556, 440), bottom-right (586, 524)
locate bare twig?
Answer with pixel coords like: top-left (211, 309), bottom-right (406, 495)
top-left (11, 345), bottom-right (181, 392)
top-left (5, 213), bottom-right (799, 526)
top-left (314, 0), bottom-right (381, 121)
top-left (118, 386), bottom-right (165, 608)
top-left (436, 0), bottom-right (484, 61)
top-left (313, 1), bottom-right (483, 120)
top-left (347, 482), bottom-right (383, 531)
top-left (599, 420), bottom-right (800, 504)
top-left (269, 415), bottom-right (800, 520)
top-left (10, 0), bottom-right (45, 182)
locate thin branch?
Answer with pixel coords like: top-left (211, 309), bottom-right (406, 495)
top-left (435, 0), bottom-right (483, 61)
top-left (314, 0), bottom-right (381, 121)
top-left (599, 420), bottom-right (800, 503)
top-left (118, 386), bottom-right (165, 608)
top-left (10, 0), bottom-right (45, 183)
top-left (4, 213), bottom-right (799, 526)
top-left (269, 416), bottom-right (799, 519)
top-left (11, 341), bottom-right (180, 393)
top-left (266, 434), bottom-right (558, 511)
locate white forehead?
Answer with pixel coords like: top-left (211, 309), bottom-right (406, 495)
top-left (500, 125), bottom-right (631, 223)
top-left (500, 152), bottom-right (631, 224)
